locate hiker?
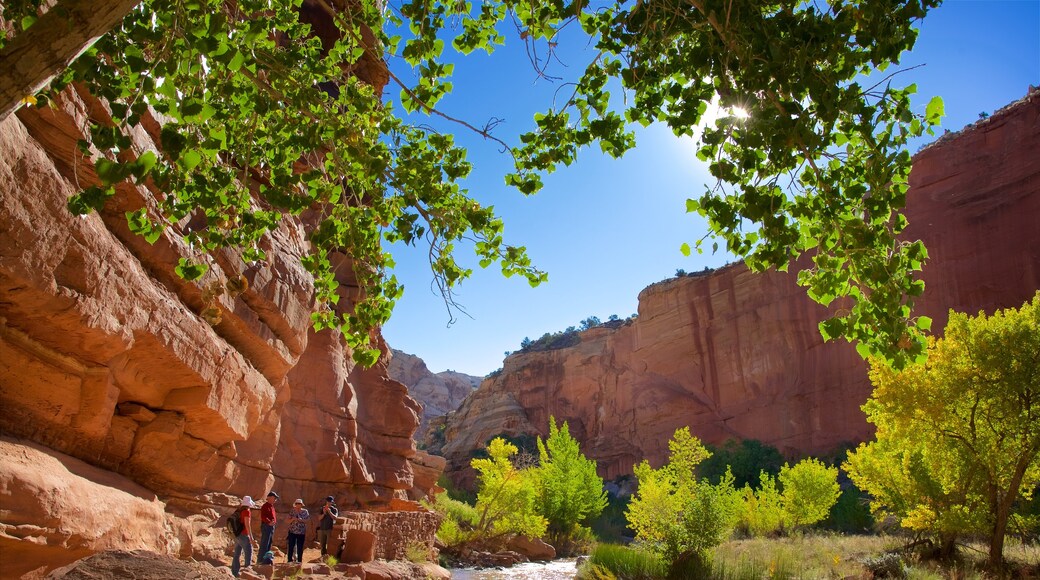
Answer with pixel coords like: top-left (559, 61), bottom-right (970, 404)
top-left (259, 491), bottom-right (279, 556)
top-left (286, 498), bottom-right (310, 563)
top-left (231, 496), bottom-right (257, 578)
top-left (259, 550), bottom-right (275, 565)
top-left (316, 495), bottom-right (339, 557)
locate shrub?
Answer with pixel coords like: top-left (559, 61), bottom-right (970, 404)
top-left (403, 541), bottom-right (430, 563)
top-left (431, 492), bottom-right (479, 546)
top-left (699, 439), bottom-right (784, 489)
top-left (863, 553), bottom-right (908, 579)
top-left (738, 472), bottom-right (785, 537)
top-left (626, 429), bottom-right (741, 570)
top-left (779, 458), bottom-right (841, 528)
top-left (821, 485), bottom-right (874, 533)
top-left (581, 544), bottom-right (667, 580)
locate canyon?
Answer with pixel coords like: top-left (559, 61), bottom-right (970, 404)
top-left (0, 20), bottom-right (440, 578)
top-left (428, 89), bottom-right (1040, 488)
top-left (387, 349), bottom-right (481, 441)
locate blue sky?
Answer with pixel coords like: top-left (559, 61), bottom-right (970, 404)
top-left (381, 0), bottom-right (1040, 377)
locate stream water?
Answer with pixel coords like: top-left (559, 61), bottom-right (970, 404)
top-left (449, 558), bottom-right (579, 579)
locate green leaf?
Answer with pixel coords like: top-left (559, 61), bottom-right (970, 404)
top-left (916, 316), bottom-right (932, 331)
top-left (925, 96), bottom-right (945, 124)
top-left (174, 258), bottom-right (209, 281)
top-left (680, 242), bottom-right (691, 257)
top-left (855, 341), bottom-right (872, 359)
top-left (353, 347), bottom-right (381, 367)
top-left (95, 158), bottom-right (129, 185)
top-left (181, 150), bottom-right (202, 172)
top-left (228, 50), bottom-right (246, 71)
top-left (131, 151), bottom-right (158, 181)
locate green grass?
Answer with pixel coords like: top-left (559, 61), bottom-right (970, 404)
top-left (579, 543), bottom-right (667, 579)
top-left (582, 535), bottom-right (1039, 579)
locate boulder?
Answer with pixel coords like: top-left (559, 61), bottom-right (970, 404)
top-left (45, 550), bottom-right (231, 579)
top-left (341, 529), bottom-right (377, 563)
top-left (507, 535), bottom-right (557, 561)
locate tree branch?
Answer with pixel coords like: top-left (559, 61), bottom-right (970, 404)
top-left (0, 0), bottom-right (142, 121)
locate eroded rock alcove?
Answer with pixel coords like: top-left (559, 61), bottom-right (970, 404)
top-left (0, 7), bottom-right (442, 574)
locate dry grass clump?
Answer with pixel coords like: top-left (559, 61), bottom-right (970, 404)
top-left (712, 534), bottom-right (1039, 580)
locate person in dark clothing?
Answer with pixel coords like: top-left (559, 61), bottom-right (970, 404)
top-left (316, 495), bottom-right (338, 557)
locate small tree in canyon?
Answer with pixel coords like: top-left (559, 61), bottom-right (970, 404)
top-left (845, 293), bottom-right (1040, 568)
top-left (432, 437), bottom-right (544, 551)
top-left (736, 458), bottom-right (840, 537)
top-left (1, 0), bottom-right (947, 368)
top-left (626, 427), bottom-right (741, 574)
top-left (533, 417), bottom-right (607, 553)
top-left (470, 437), bottom-right (546, 544)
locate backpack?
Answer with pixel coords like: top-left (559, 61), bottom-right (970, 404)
top-left (225, 507), bottom-right (245, 536)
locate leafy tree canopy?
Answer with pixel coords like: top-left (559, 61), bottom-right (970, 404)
top-left (472, 437), bottom-right (547, 540)
top-left (844, 293), bottom-right (1040, 566)
top-left (626, 427), bottom-right (740, 569)
top-left (534, 417), bottom-right (608, 547)
top-left (1, 0), bottom-right (944, 366)
top-left (778, 457), bottom-right (841, 528)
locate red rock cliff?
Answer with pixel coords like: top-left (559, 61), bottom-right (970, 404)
top-left (0, 87), bottom-right (438, 578)
top-left (387, 349), bottom-right (481, 439)
top-left (430, 91), bottom-right (1040, 488)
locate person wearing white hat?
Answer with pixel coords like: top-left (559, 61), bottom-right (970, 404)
top-left (231, 496), bottom-right (257, 577)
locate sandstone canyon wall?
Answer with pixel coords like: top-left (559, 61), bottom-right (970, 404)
top-left (430, 90), bottom-right (1040, 488)
top-left (387, 349), bottom-right (480, 440)
top-left (0, 88), bottom-right (438, 578)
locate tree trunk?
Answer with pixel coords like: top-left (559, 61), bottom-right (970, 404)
top-left (988, 502), bottom-right (1009, 570)
top-left (938, 535), bottom-right (957, 561)
top-left (0, 0), bottom-right (141, 121)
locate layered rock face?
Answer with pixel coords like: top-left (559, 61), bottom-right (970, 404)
top-left (0, 83), bottom-right (435, 577)
top-left (431, 91), bottom-right (1040, 487)
top-left (387, 349), bottom-right (480, 439)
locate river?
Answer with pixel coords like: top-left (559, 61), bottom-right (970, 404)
top-left (449, 558), bottom-right (579, 579)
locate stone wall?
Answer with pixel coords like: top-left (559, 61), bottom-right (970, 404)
top-left (333, 508), bottom-right (442, 562)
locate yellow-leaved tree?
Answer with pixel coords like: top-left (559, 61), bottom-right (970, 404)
top-left (845, 293), bottom-right (1040, 568)
top-left (472, 437), bottom-right (547, 541)
top-left (626, 427), bottom-right (740, 574)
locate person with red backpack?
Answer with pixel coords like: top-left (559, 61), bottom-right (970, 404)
top-left (230, 496), bottom-right (257, 577)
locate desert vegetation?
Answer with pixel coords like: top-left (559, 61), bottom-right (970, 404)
top-left (431, 418), bottom-right (606, 561)
top-left (434, 296), bottom-right (1040, 578)
top-left (516, 314), bottom-right (635, 353)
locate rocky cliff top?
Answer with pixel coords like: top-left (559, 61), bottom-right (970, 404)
top-left (428, 89), bottom-right (1040, 489)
